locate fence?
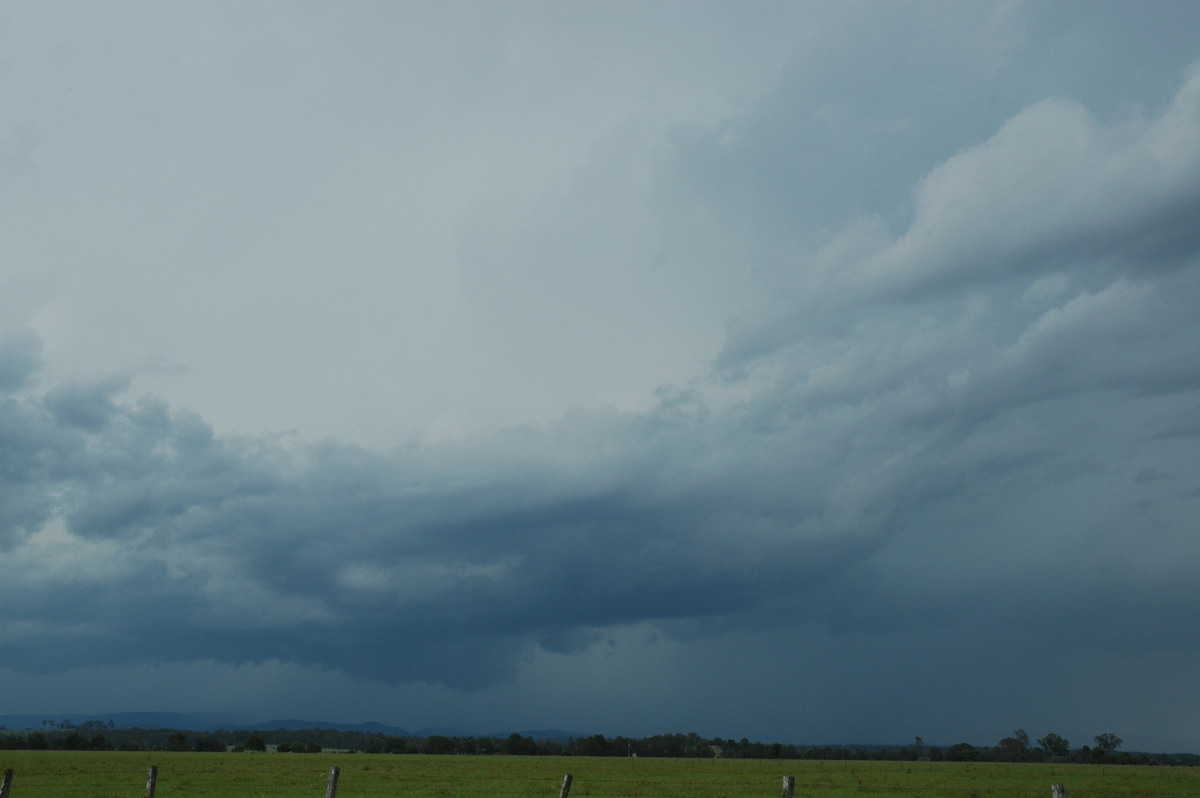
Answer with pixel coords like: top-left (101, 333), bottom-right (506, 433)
top-left (0, 766), bottom-right (1079, 798)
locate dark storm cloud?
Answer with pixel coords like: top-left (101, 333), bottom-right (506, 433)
top-left (4, 3), bottom-right (1200, 746)
top-left (0, 321), bottom-right (929, 689)
top-left (0, 361), bottom-right (787, 686)
top-left (5, 58), bottom-right (1200, 691)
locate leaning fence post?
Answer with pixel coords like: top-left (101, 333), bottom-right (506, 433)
top-left (559, 773), bottom-right (574, 798)
top-left (1, 768), bottom-right (13, 798)
top-left (145, 766), bottom-right (158, 798)
top-left (1051, 784), bottom-right (1068, 798)
top-left (781, 776), bottom-right (795, 798)
top-left (325, 766), bottom-right (341, 798)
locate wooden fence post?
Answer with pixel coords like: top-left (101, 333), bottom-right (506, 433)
top-left (145, 766), bottom-right (158, 798)
top-left (1051, 784), bottom-right (1068, 798)
top-left (1, 768), bottom-right (13, 798)
top-left (325, 765), bottom-right (340, 798)
top-left (559, 773), bottom-right (574, 798)
top-left (781, 776), bottom-right (795, 798)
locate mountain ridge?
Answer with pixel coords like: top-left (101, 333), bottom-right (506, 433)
top-left (0, 712), bottom-right (583, 741)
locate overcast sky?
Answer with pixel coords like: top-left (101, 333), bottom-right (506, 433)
top-left (3, 0), bottom-right (1200, 751)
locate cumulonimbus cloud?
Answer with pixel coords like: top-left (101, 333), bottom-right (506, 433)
top-left (3, 62), bottom-right (1200, 696)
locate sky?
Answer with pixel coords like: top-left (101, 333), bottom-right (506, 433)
top-left (3, 0), bottom-right (1200, 751)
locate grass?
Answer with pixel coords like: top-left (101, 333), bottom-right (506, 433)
top-left (1, 752), bottom-right (1197, 798)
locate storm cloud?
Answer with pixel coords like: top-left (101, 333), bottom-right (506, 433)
top-left (3, 0), bottom-right (1200, 749)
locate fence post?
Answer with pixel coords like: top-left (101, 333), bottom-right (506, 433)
top-left (325, 766), bottom-right (341, 798)
top-left (1, 768), bottom-right (12, 798)
top-left (559, 773), bottom-right (574, 798)
top-left (146, 766), bottom-right (158, 798)
top-left (781, 776), bottom-right (795, 798)
top-left (1051, 785), bottom-right (1068, 798)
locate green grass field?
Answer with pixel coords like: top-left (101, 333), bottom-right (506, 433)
top-left (1, 752), bottom-right (1196, 798)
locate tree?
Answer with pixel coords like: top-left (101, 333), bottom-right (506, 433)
top-left (504, 733), bottom-right (537, 756)
top-left (996, 729), bottom-right (1031, 762)
top-left (580, 734), bottom-right (610, 757)
top-left (422, 735), bottom-right (455, 755)
top-left (1038, 732), bottom-right (1070, 759)
top-left (946, 742), bottom-right (981, 761)
top-left (194, 735), bottom-right (225, 752)
top-left (55, 732), bottom-right (87, 750)
top-left (243, 735), bottom-right (266, 752)
top-left (1093, 733), bottom-right (1122, 762)
top-left (375, 735), bottom-right (409, 754)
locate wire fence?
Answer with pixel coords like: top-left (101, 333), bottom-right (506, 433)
top-left (2, 759), bottom-right (1198, 798)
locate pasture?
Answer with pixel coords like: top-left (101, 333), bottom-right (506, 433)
top-left (1, 751), bottom-right (1197, 798)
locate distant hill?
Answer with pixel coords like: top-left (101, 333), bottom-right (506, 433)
top-left (0, 713), bottom-right (580, 741)
top-left (0, 712), bottom-right (407, 735)
top-left (0, 712), bottom-right (233, 732)
top-left (489, 729), bottom-right (584, 742)
top-left (232, 718), bottom-right (411, 735)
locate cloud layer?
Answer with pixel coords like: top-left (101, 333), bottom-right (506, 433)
top-left (3, 1), bottom-right (1200, 748)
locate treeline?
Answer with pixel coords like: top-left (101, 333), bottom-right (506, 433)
top-left (0, 729), bottom-right (228, 753)
top-left (2, 723), bottom-right (1197, 766)
top-left (0, 727), bottom-right (343, 753)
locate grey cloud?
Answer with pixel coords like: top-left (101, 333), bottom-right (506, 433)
top-left (716, 63), bottom-right (1200, 375)
top-left (4, 2), bottom-right (1200, 745)
top-left (662, 3), bottom-right (1030, 243)
top-left (44, 374), bottom-right (134, 430)
top-left (0, 331), bottom-right (41, 391)
top-left (0, 337), bottom-right (885, 689)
